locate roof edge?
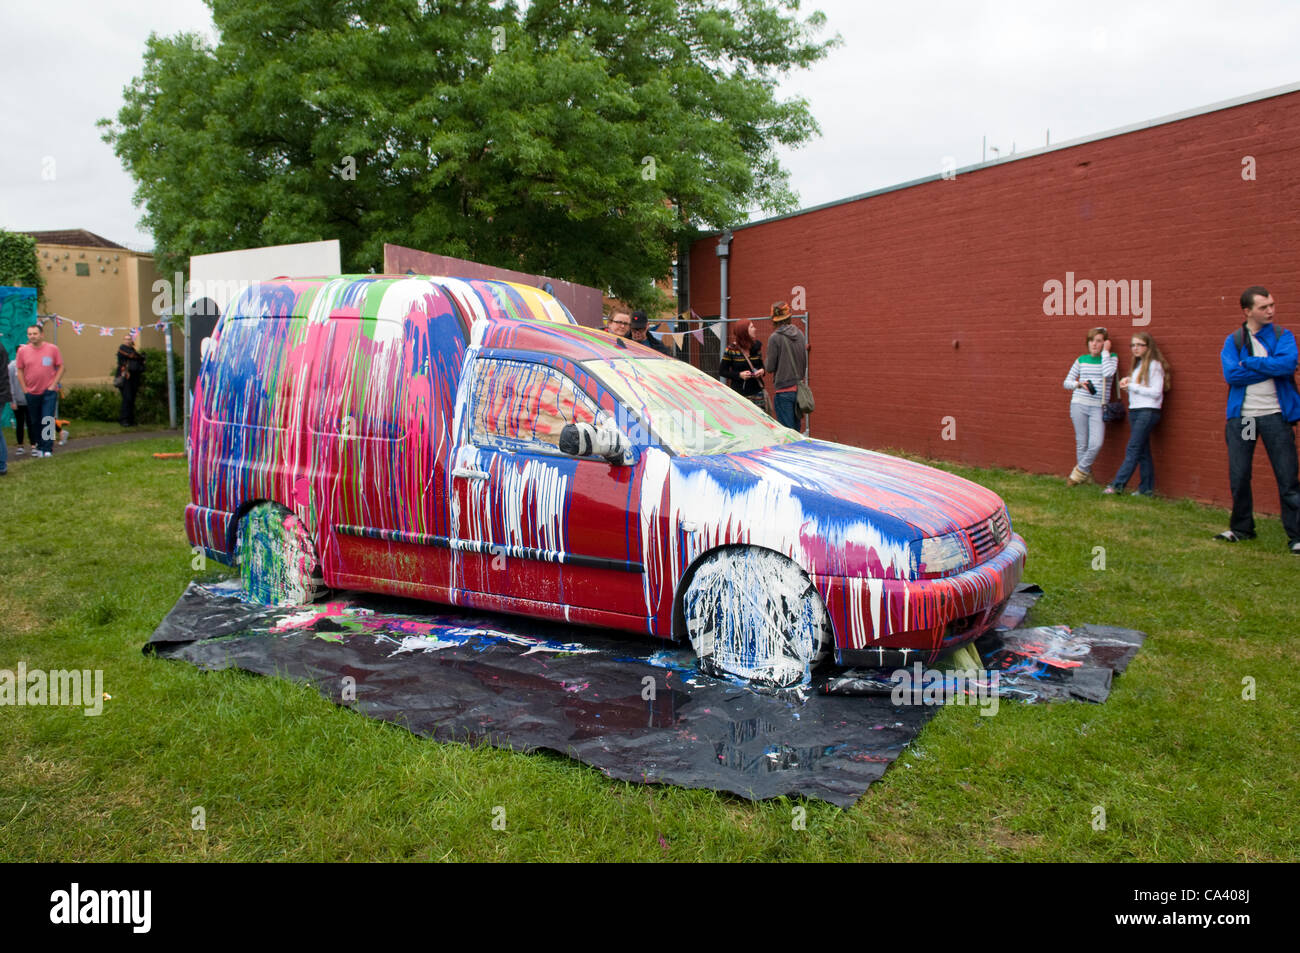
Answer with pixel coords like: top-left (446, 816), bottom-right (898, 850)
top-left (707, 79), bottom-right (1300, 237)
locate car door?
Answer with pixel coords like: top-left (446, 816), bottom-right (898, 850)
top-left (449, 355), bottom-right (646, 621)
top-left (311, 315), bottom-right (412, 588)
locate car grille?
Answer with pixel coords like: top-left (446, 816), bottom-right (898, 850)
top-left (965, 508), bottom-right (1011, 563)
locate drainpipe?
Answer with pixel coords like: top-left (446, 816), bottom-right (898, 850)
top-left (715, 230), bottom-right (732, 326)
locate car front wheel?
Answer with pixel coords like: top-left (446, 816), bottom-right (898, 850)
top-left (681, 548), bottom-right (831, 688)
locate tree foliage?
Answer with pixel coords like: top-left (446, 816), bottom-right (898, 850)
top-left (101, 0), bottom-right (836, 307)
top-left (0, 230), bottom-right (46, 305)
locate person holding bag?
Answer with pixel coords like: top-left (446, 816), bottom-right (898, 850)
top-left (764, 301), bottom-right (809, 432)
top-left (1104, 332), bottom-right (1171, 496)
top-left (1063, 326), bottom-right (1118, 484)
top-left (720, 320), bottom-right (768, 413)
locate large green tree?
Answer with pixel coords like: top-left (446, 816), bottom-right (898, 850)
top-left (102, 0), bottom-right (835, 307)
top-left (0, 230), bottom-right (45, 305)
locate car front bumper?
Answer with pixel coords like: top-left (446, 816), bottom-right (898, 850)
top-left (815, 533), bottom-right (1027, 666)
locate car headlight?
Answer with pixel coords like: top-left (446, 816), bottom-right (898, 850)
top-left (919, 532), bottom-right (972, 576)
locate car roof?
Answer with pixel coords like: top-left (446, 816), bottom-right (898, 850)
top-left (229, 274), bottom-right (578, 327)
top-left (477, 315), bottom-right (672, 363)
top-left (225, 275), bottom-right (666, 362)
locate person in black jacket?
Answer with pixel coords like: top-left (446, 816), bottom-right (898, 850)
top-left (719, 320), bottom-right (766, 412)
top-left (116, 333), bottom-right (146, 427)
top-left (629, 310), bottom-right (671, 355)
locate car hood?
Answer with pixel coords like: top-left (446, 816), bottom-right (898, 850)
top-left (733, 438), bottom-right (1004, 530)
top-left (653, 438), bottom-right (1006, 580)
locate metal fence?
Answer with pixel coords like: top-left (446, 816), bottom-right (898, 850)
top-left (652, 313), bottom-right (811, 383)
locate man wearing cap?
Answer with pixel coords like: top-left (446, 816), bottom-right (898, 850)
top-left (630, 310), bottom-right (671, 355)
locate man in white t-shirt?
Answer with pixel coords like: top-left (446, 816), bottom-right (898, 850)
top-left (1217, 286), bottom-right (1300, 551)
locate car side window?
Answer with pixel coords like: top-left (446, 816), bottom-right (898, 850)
top-left (470, 358), bottom-right (602, 454)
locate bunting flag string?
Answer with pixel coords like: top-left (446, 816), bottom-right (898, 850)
top-left (43, 314), bottom-right (178, 337)
top-left (642, 306), bottom-right (809, 354)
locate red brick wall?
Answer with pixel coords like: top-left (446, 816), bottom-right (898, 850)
top-left (690, 90), bottom-right (1300, 513)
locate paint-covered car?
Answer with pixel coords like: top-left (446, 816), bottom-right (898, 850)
top-left (188, 275), bottom-right (1026, 687)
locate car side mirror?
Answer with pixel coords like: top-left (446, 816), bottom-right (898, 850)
top-left (559, 422), bottom-right (631, 465)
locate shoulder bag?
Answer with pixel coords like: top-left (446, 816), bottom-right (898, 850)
top-left (1102, 375), bottom-right (1125, 423)
top-left (796, 379), bottom-right (815, 415)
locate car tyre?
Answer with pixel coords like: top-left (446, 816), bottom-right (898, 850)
top-left (682, 548), bottom-right (831, 688)
top-left (236, 502), bottom-right (326, 606)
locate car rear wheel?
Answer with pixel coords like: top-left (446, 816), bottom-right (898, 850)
top-left (236, 502), bottom-right (325, 606)
top-left (681, 548), bottom-right (831, 688)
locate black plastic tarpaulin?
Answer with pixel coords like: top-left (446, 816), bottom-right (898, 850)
top-left (145, 582), bottom-right (1142, 807)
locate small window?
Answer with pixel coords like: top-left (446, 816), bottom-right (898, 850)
top-left (74, 262), bottom-right (90, 277)
top-left (471, 358), bottom-right (600, 454)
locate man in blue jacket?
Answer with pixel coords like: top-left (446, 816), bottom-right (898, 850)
top-left (1217, 285), bottom-right (1300, 551)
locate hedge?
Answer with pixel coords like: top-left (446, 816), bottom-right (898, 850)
top-left (58, 347), bottom-right (183, 425)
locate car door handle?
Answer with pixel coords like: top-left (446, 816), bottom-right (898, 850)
top-left (452, 467), bottom-right (490, 481)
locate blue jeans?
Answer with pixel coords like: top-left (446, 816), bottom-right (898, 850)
top-left (0, 421), bottom-right (6, 473)
top-left (773, 390), bottom-right (802, 432)
top-left (26, 391), bottom-right (57, 454)
top-left (1225, 414), bottom-right (1300, 543)
top-left (1111, 408), bottom-right (1161, 493)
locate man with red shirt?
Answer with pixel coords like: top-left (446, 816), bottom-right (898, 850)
top-left (15, 324), bottom-right (64, 458)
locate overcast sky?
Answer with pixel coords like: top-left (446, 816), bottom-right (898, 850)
top-left (3, 0), bottom-right (1298, 252)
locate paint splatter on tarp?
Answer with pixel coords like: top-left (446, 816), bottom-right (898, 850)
top-left (819, 584), bottom-right (1146, 704)
top-left (146, 582), bottom-right (936, 807)
top-left (978, 624), bottom-right (1144, 703)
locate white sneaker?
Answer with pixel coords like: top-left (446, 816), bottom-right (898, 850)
top-left (14, 447), bottom-right (23, 456)
top-left (59, 430), bottom-right (68, 445)
top-left (42, 451), bottom-right (53, 458)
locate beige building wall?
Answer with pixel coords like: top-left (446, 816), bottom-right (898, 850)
top-left (37, 244), bottom-right (167, 385)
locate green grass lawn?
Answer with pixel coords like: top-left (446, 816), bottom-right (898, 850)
top-left (4, 419), bottom-right (172, 444)
top-left (1, 437), bottom-right (1296, 861)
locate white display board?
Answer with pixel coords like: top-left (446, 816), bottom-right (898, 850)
top-left (188, 240), bottom-right (342, 312)
top-left (184, 240), bottom-right (342, 438)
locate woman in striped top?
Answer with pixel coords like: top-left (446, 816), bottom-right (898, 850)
top-left (1063, 327), bottom-right (1119, 484)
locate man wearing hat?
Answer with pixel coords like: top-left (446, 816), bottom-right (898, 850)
top-left (764, 301), bottom-right (807, 431)
top-left (630, 310), bottom-right (671, 356)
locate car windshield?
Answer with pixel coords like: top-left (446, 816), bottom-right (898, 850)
top-left (582, 357), bottom-right (799, 455)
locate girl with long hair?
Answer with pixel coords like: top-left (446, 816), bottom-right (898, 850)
top-left (719, 319), bottom-right (767, 412)
top-left (1104, 331), bottom-right (1171, 495)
